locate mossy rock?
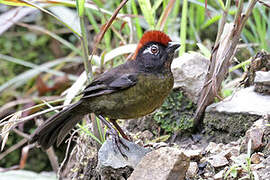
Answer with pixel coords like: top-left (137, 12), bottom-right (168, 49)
top-left (153, 89), bottom-right (196, 133)
top-left (203, 112), bottom-right (261, 143)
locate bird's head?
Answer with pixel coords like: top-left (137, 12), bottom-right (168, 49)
top-left (132, 30), bottom-right (180, 72)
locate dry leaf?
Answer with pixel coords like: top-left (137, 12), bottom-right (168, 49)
top-left (1, 111), bottom-right (22, 151)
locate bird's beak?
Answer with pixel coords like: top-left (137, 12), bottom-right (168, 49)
top-left (166, 42), bottom-right (180, 54)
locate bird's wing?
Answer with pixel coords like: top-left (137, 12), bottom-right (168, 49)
top-left (81, 73), bottom-right (138, 98)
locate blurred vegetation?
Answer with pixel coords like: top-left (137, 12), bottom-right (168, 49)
top-left (0, 0), bottom-right (269, 173)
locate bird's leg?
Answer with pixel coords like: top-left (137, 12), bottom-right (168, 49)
top-left (97, 115), bottom-right (129, 158)
top-left (110, 119), bottom-right (130, 141)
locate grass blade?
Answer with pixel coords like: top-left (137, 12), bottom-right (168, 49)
top-left (179, 0), bottom-right (188, 55)
top-left (138, 0), bottom-right (155, 29)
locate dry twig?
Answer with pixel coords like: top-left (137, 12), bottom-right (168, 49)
top-left (193, 0), bottom-right (258, 128)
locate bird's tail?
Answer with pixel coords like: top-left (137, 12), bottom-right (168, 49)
top-left (30, 101), bottom-right (85, 149)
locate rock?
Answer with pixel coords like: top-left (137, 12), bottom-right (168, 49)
top-left (172, 52), bottom-right (210, 103)
top-left (138, 130), bottom-right (153, 142)
top-left (206, 86), bottom-right (270, 116)
top-left (128, 147), bottom-right (190, 180)
top-left (231, 154), bottom-right (247, 165)
top-left (152, 142), bottom-right (168, 149)
top-left (125, 115), bottom-right (160, 134)
top-left (256, 156), bottom-right (270, 179)
top-left (254, 71), bottom-right (270, 95)
top-left (253, 118), bottom-right (269, 128)
top-left (186, 161), bottom-right (198, 178)
top-left (184, 149), bottom-right (203, 159)
top-left (205, 142), bottom-right (217, 153)
top-left (227, 147), bottom-right (240, 158)
top-left (200, 159), bottom-right (215, 178)
top-left (0, 170), bottom-right (56, 180)
top-left (220, 150), bottom-right (232, 160)
top-left (204, 112), bottom-right (260, 143)
top-left (153, 89), bottom-right (195, 133)
top-left (245, 128), bottom-right (264, 151)
top-left (255, 71), bottom-right (270, 85)
top-left (251, 152), bottom-right (264, 164)
top-left (263, 122), bottom-right (270, 156)
top-left (241, 118), bottom-right (269, 153)
top-left (204, 88), bottom-right (267, 143)
top-left (97, 138), bottom-right (151, 179)
top-left (205, 142), bottom-right (224, 154)
top-left (207, 154), bottom-right (229, 168)
top-left (241, 50), bottom-right (270, 87)
top-left (251, 163), bottom-right (265, 171)
top-left (214, 169), bottom-right (225, 180)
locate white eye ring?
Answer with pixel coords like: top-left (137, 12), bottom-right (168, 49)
top-left (150, 45), bottom-right (159, 55)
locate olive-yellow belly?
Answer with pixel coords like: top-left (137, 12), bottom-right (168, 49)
top-left (86, 73), bottom-right (174, 119)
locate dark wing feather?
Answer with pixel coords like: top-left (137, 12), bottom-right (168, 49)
top-left (108, 74), bottom-right (137, 89)
top-left (82, 73), bottom-right (138, 99)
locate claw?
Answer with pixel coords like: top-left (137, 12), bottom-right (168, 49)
top-left (98, 115), bottom-right (129, 159)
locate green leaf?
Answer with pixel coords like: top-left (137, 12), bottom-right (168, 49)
top-left (152, 0), bottom-right (163, 11)
top-left (77, 124), bottom-right (103, 145)
top-left (0, 0), bottom-right (32, 6)
top-left (76, 0), bottom-right (85, 17)
top-left (230, 168), bottom-right (238, 178)
top-left (131, 0), bottom-right (143, 38)
top-left (197, 43), bottom-right (211, 59)
top-left (179, 0), bottom-right (188, 56)
top-left (217, 0), bottom-right (225, 10)
top-left (138, 0), bottom-right (155, 29)
top-left (201, 15), bottom-right (221, 29)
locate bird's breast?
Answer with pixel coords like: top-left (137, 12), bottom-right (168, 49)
top-left (91, 72), bottom-right (174, 119)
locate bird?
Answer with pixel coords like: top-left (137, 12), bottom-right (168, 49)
top-left (30, 30), bottom-right (180, 152)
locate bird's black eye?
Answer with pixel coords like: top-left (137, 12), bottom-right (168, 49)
top-left (150, 45), bottom-right (159, 55)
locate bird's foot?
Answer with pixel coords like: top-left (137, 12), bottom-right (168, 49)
top-left (110, 119), bottom-right (130, 141)
top-left (107, 129), bottom-right (129, 159)
top-left (98, 115), bottom-right (129, 159)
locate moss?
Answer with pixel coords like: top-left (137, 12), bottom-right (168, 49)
top-left (153, 89), bottom-right (196, 133)
top-left (204, 112), bottom-right (261, 143)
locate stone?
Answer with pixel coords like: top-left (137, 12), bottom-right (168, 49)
top-left (251, 163), bottom-right (265, 171)
top-left (125, 115), bottom-right (160, 134)
top-left (207, 154), bottom-right (229, 168)
top-left (128, 147), bottom-right (190, 180)
top-left (256, 156), bottom-right (270, 179)
top-left (219, 150), bottom-right (232, 160)
top-left (0, 170), bottom-right (56, 179)
top-left (138, 130), bottom-right (153, 142)
top-left (253, 118), bottom-right (269, 128)
top-left (204, 112), bottom-right (260, 144)
top-left (231, 154), bottom-right (247, 165)
top-left (172, 52), bottom-right (210, 103)
top-left (184, 149), bottom-right (203, 159)
top-left (97, 137), bottom-right (151, 179)
top-left (214, 169), bottom-right (225, 180)
top-left (205, 142), bottom-right (217, 153)
top-left (254, 71), bottom-right (270, 94)
top-left (227, 147), bottom-right (240, 158)
top-left (206, 86), bottom-right (270, 116)
top-left (186, 161), bottom-right (198, 178)
top-left (255, 71), bottom-right (270, 85)
top-left (204, 95), bottom-right (266, 144)
top-left (205, 142), bottom-right (224, 154)
top-left (245, 127), bottom-right (264, 151)
top-left (251, 153), bottom-right (263, 164)
top-left (152, 142), bottom-right (168, 149)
